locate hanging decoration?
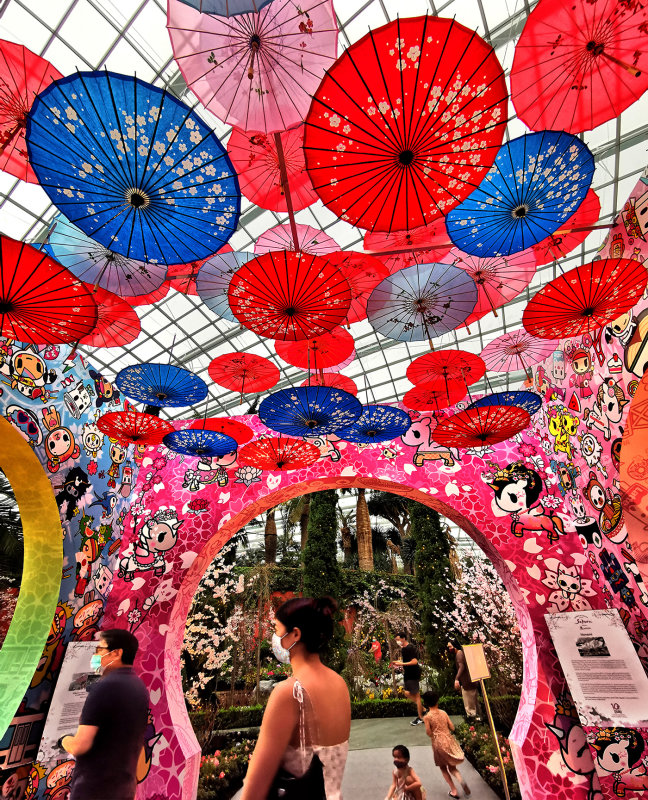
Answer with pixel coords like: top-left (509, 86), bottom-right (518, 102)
top-left (116, 363), bottom-right (208, 408)
top-left (177, 0), bottom-right (274, 16)
top-left (322, 251), bottom-right (389, 325)
top-left (402, 381), bottom-right (466, 413)
top-left (334, 404), bottom-right (411, 444)
top-left (163, 428), bottom-right (238, 457)
top-left (366, 262), bottom-right (477, 342)
top-left (467, 390), bottom-right (542, 417)
top-left (300, 372), bottom-right (358, 396)
top-left (0, 39), bottom-right (62, 183)
top-left (275, 328), bottom-right (355, 372)
top-left (445, 131), bottom-right (594, 258)
top-left (208, 353), bottom-right (280, 396)
top-left (363, 220), bottom-right (452, 274)
top-left (523, 258), bottom-right (648, 339)
top-left (228, 250), bottom-right (351, 340)
top-left (304, 15), bottom-right (507, 231)
top-left (510, 0), bottom-right (648, 133)
top-left (432, 405), bottom-right (531, 448)
top-left (406, 350), bottom-right (486, 388)
top-left (166, 244), bottom-right (234, 297)
top-left (254, 224), bottom-right (339, 256)
top-left (189, 417), bottom-right (254, 444)
top-left (43, 214), bottom-right (167, 298)
top-left (480, 330), bottom-right (556, 379)
top-left (238, 436), bottom-right (321, 470)
top-left (0, 236), bottom-right (97, 345)
top-left (258, 385), bottom-right (361, 437)
top-left (167, 0), bottom-right (338, 133)
top-left (27, 70), bottom-right (240, 264)
top-left (195, 250), bottom-right (253, 322)
top-left (78, 287), bottom-right (141, 348)
top-left (97, 411), bottom-right (174, 445)
top-left (532, 189), bottom-right (601, 266)
top-left (227, 125), bottom-right (318, 213)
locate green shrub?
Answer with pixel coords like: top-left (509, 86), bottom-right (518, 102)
top-left (198, 739), bottom-right (255, 800)
top-left (455, 722), bottom-right (521, 800)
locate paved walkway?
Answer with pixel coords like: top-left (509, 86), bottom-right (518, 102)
top-left (233, 717), bottom-right (500, 799)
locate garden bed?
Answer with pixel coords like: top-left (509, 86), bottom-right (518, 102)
top-left (455, 722), bottom-right (521, 800)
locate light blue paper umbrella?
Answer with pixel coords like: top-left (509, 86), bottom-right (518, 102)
top-left (366, 262), bottom-right (477, 342)
top-left (42, 213), bottom-right (167, 297)
top-left (27, 71), bottom-right (240, 265)
top-left (195, 250), bottom-right (254, 322)
top-left (178, 0), bottom-right (273, 14)
top-left (445, 131), bottom-right (594, 258)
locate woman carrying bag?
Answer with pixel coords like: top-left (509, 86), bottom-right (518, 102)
top-left (240, 597), bottom-right (351, 800)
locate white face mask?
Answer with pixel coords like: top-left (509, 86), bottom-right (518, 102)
top-left (271, 631), bottom-right (295, 664)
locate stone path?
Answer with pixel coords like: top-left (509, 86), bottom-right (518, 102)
top-left (233, 717), bottom-right (500, 799)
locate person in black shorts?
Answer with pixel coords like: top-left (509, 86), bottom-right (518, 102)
top-left (391, 631), bottom-right (424, 726)
top-left (58, 629), bottom-right (150, 800)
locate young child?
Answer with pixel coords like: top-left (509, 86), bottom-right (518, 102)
top-left (385, 744), bottom-right (424, 800)
top-left (422, 691), bottom-right (471, 798)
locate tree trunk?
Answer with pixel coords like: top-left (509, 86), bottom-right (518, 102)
top-left (264, 507), bottom-right (277, 564)
top-left (300, 495), bottom-right (311, 551)
top-left (341, 523), bottom-right (352, 563)
top-left (356, 488), bottom-right (373, 571)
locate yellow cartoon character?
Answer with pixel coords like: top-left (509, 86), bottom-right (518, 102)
top-left (548, 406), bottom-right (579, 461)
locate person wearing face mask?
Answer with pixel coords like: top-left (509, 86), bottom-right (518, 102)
top-left (241, 596), bottom-right (351, 800)
top-left (385, 745), bottom-right (424, 800)
top-left (57, 629), bottom-right (149, 800)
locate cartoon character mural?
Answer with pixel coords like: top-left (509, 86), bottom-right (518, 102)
top-left (81, 421), bottom-right (104, 459)
top-left (118, 509), bottom-right (183, 580)
top-left (88, 369), bottom-right (121, 408)
top-left (584, 378), bottom-right (629, 442)
top-left (566, 342), bottom-right (594, 400)
top-left (542, 558), bottom-right (597, 612)
top-left (548, 406), bottom-right (580, 460)
top-left (584, 471), bottom-right (625, 542)
top-left (6, 348), bottom-right (57, 402)
top-left (546, 694), bottom-right (602, 800)
top-left (401, 414), bottom-right (459, 467)
top-left (106, 441), bottom-right (126, 489)
top-left (487, 461), bottom-right (564, 543)
top-left (29, 603), bottom-right (73, 690)
top-left (590, 728), bottom-right (648, 798)
top-left (54, 467), bottom-right (90, 521)
top-left (5, 404), bottom-right (43, 449)
top-left (41, 407), bottom-right (80, 474)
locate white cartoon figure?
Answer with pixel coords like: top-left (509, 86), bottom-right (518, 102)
top-left (542, 558), bottom-right (597, 613)
top-left (118, 509), bottom-right (183, 581)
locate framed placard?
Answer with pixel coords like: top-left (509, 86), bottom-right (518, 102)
top-left (545, 608), bottom-right (648, 727)
top-left (463, 643), bottom-right (490, 682)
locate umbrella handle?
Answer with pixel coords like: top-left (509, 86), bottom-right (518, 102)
top-left (601, 51), bottom-right (641, 78)
top-left (273, 132), bottom-right (300, 252)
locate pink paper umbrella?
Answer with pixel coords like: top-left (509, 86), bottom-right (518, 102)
top-left (363, 220), bottom-right (452, 274)
top-left (167, 0), bottom-right (338, 134)
top-left (323, 251), bottom-right (389, 324)
top-left (227, 125), bottom-right (318, 213)
top-left (480, 330), bottom-right (556, 379)
top-left (441, 247), bottom-right (536, 321)
top-left (254, 223), bottom-right (338, 256)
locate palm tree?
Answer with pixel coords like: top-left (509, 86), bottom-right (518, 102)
top-left (356, 488), bottom-right (373, 571)
top-left (367, 491), bottom-right (413, 573)
top-left (264, 507), bottom-right (277, 564)
top-left (337, 500), bottom-right (355, 564)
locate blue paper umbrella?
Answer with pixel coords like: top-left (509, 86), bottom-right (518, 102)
top-left (178, 0), bottom-right (273, 13)
top-left (259, 386), bottom-right (362, 437)
top-left (468, 390), bottom-right (542, 416)
top-left (163, 428), bottom-right (237, 457)
top-left (445, 131), bottom-right (594, 258)
top-left (366, 263), bottom-right (477, 342)
top-left (43, 213), bottom-right (167, 297)
top-left (335, 404), bottom-right (411, 444)
top-left (196, 250), bottom-right (254, 322)
top-left (27, 71), bottom-right (240, 265)
top-left (116, 363), bottom-right (208, 408)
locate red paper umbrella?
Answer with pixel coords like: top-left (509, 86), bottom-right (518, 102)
top-left (239, 436), bottom-right (320, 471)
top-left (97, 411), bottom-right (173, 445)
top-left (481, 330), bottom-right (556, 377)
top-left (304, 15), bottom-right (507, 232)
top-left (510, 0), bottom-right (648, 134)
top-left (363, 220), bottom-right (452, 274)
top-left (432, 405), bottom-right (531, 448)
top-left (402, 381), bottom-right (466, 413)
top-left (166, 244), bottom-right (233, 296)
top-left (275, 328), bottom-right (354, 371)
top-left (189, 417), bottom-right (254, 444)
top-left (300, 372), bottom-right (358, 396)
top-left (0, 236), bottom-right (97, 345)
top-left (79, 287), bottom-right (141, 348)
top-left (442, 248), bottom-right (536, 321)
top-left (229, 251), bottom-right (351, 340)
top-left (532, 190), bottom-right (601, 267)
top-left (322, 251), bottom-right (389, 325)
top-left (208, 352), bottom-right (280, 395)
top-left (227, 126), bottom-right (318, 213)
top-left (0, 40), bottom-right (62, 182)
top-left (406, 350), bottom-right (486, 388)
top-left (125, 281), bottom-right (170, 307)
top-left (254, 224), bottom-right (338, 256)
top-left (523, 258), bottom-right (648, 340)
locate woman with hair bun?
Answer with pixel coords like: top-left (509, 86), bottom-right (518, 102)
top-left (240, 596), bottom-right (351, 800)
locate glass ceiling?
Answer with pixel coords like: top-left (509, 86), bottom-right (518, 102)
top-left (1, 0), bottom-right (646, 427)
